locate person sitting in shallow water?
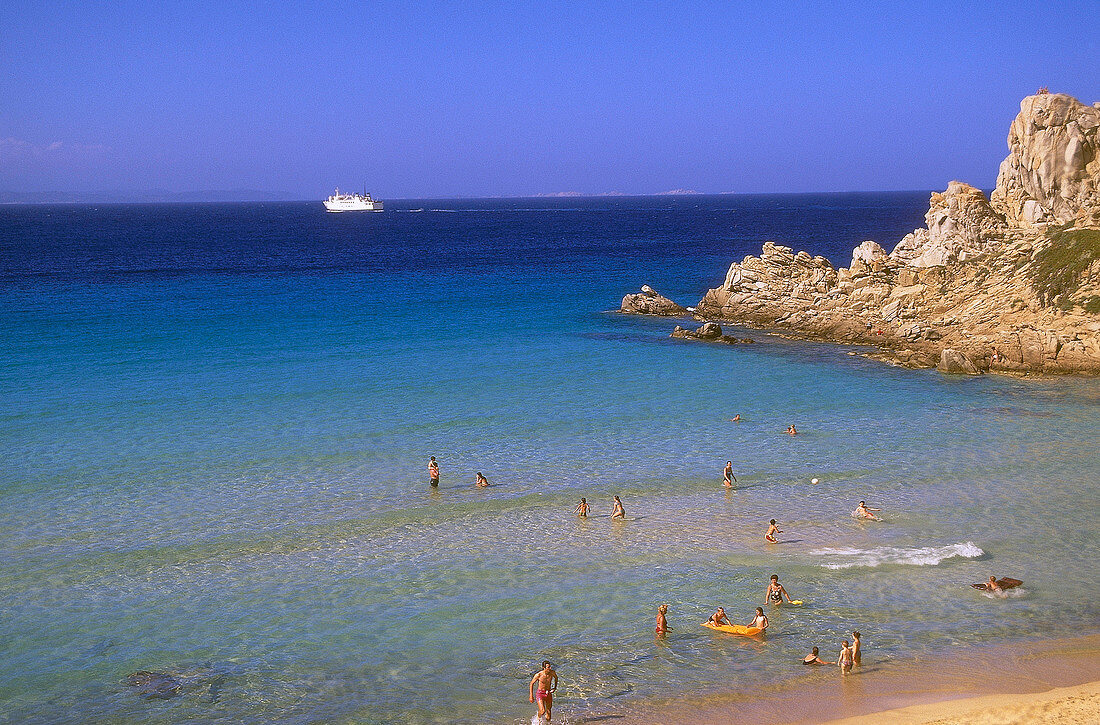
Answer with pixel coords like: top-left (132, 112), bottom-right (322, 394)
top-left (854, 501), bottom-right (881, 520)
top-left (802, 646), bottom-right (832, 665)
top-left (707, 607), bottom-right (732, 627)
top-left (475, 471), bottom-right (489, 487)
top-left (749, 607), bottom-right (768, 631)
top-left (765, 519), bottom-right (781, 543)
top-left (611, 496), bottom-right (626, 519)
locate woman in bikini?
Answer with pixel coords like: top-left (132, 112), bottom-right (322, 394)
top-left (611, 496), bottom-right (626, 519)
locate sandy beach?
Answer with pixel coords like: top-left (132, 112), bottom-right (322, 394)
top-left (608, 633), bottom-right (1100, 724)
top-left (826, 679), bottom-right (1100, 724)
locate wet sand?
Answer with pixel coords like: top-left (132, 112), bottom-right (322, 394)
top-left (596, 633), bottom-right (1100, 724)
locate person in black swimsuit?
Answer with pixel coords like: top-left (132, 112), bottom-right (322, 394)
top-left (764, 574), bottom-right (793, 606)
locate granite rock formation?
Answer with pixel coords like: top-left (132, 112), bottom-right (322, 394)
top-left (626, 93), bottom-right (1100, 375)
top-left (670, 322), bottom-right (755, 345)
top-left (620, 285), bottom-right (687, 316)
top-left (990, 93), bottom-right (1100, 227)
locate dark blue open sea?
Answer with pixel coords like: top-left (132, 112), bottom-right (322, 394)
top-left (2, 195), bottom-right (1098, 723)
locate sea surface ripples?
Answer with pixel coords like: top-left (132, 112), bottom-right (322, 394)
top-left (1, 196), bottom-right (1098, 723)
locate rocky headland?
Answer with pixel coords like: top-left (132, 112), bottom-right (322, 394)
top-left (621, 92), bottom-right (1100, 374)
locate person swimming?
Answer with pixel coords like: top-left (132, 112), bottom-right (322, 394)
top-left (787, 425), bottom-right (797, 435)
top-left (802, 646), bottom-right (832, 665)
top-left (729, 414), bottom-right (741, 422)
top-left (764, 574), bottom-right (794, 605)
top-left (655, 604), bottom-right (671, 635)
top-left (611, 496), bottom-right (625, 519)
top-left (573, 498), bottom-right (590, 517)
top-left (854, 501), bottom-right (881, 520)
top-left (749, 607), bottom-right (768, 631)
top-left (765, 519), bottom-right (781, 543)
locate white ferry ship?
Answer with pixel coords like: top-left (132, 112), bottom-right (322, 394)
top-left (323, 188), bottom-right (384, 212)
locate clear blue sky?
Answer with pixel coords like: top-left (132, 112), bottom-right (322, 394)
top-left (2, 1), bottom-right (1097, 198)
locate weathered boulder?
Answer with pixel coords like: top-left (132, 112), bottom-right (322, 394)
top-left (937, 348), bottom-right (981, 375)
top-left (990, 93), bottom-right (1100, 227)
top-left (852, 240), bottom-right (888, 266)
top-left (695, 322), bottom-right (722, 339)
top-left (671, 323), bottom-right (755, 345)
top-left (620, 285), bottom-right (687, 315)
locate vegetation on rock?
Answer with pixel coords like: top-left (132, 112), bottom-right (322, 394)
top-left (1030, 227), bottom-right (1100, 307)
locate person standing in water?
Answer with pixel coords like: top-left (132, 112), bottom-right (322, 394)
top-left (764, 574), bottom-right (794, 605)
top-left (611, 496), bottom-right (626, 519)
top-left (838, 640), bottom-right (854, 674)
top-left (749, 607), bottom-right (769, 631)
top-left (428, 456), bottom-right (440, 487)
top-left (573, 498), bottom-right (590, 517)
top-left (655, 604), bottom-right (671, 635)
top-left (723, 461), bottom-right (736, 488)
top-left (529, 660), bottom-right (557, 724)
top-left (765, 519), bottom-right (781, 543)
top-left (852, 631), bottom-right (862, 665)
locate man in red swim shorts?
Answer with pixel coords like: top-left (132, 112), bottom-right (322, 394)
top-left (529, 660), bottom-right (558, 724)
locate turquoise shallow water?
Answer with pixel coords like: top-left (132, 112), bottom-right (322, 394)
top-left (1, 197), bottom-right (1098, 723)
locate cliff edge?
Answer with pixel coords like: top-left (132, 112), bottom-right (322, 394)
top-left (666, 92), bottom-right (1100, 374)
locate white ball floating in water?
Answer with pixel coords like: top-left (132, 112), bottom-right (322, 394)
top-left (811, 478), bottom-right (819, 484)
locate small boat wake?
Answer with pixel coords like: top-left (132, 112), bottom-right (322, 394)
top-left (809, 542), bottom-right (984, 569)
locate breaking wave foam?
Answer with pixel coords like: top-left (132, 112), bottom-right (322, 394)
top-left (810, 542), bottom-right (984, 569)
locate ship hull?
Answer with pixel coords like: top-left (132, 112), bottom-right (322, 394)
top-left (323, 201), bottom-right (383, 212)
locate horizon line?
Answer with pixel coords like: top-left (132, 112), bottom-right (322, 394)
top-left (0, 187), bottom-right (966, 206)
